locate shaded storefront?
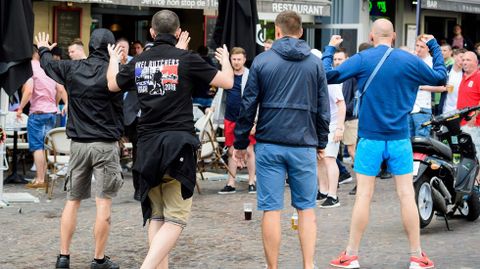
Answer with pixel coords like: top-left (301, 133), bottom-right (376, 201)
top-left (37, 0), bottom-right (331, 58)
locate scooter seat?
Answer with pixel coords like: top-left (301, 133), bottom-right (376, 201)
top-left (411, 136), bottom-right (452, 160)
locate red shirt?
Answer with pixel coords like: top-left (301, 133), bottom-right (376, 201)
top-left (457, 69), bottom-right (480, 126)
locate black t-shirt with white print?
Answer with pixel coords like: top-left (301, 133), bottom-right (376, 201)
top-left (116, 34), bottom-right (218, 135)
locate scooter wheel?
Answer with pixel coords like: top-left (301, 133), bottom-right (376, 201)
top-left (414, 176), bottom-right (434, 228)
top-left (465, 190), bottom-right (480, 221)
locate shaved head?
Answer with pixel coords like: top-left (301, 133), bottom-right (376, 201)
top-left (462, 51), bottom-right (478, 75)
top-left (372, 19), bottom-right (394, 38)
top-left (370, 19), bottom-right (396, 47)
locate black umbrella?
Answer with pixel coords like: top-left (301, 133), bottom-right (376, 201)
top-left (212, 0), bottom-right (261, 63)
top-left (0, 0), bottom-right (34, 96)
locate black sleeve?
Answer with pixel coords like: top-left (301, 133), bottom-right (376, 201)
top-left (39, 47), bottom-right (71, 85)
top-left (187, 53), bottom-right (218, 84)
top-left (116, 60), bottom-right (137, 92)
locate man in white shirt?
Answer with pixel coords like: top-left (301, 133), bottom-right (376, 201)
top-left (442, 48), bottom-right (466, 113)
top-left (409, 36), bottom-right (448, 137)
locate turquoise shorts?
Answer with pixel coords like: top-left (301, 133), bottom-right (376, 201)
top-left (354, 138), bottom-right (413, 176)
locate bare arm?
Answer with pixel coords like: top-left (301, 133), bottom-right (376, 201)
top-left (419, 85), bottom-right (447, 93)
top-left (56, 83), bottom-right (68, 116)
top-left (17, 78), bottom-right (33, 119)
top-left (210, 45), bottom-right (234, 89)
top-left (334, 100), bottom-right (346, 142)
top-left (107, 44), bottom-right (123, 92)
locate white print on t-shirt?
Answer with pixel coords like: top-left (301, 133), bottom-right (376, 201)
top-left (469, 81), bottom-right (474, 88)
top-left (134, 59), bottom-right (179, 96)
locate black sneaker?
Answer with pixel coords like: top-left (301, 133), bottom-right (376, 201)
top-left (316, 191), bottom-right (328, 202)
top-left (90, 256), bottom-right (119, 269)
top-left (55, 255), bottom-right (70, 269)
top-left (320, 196), bottom-right (340, 208)
top-left (248, 184), bottom-right (256, 194)
top-left (218, 185), bottom-right (236, 194)
top-left (349, 185), bottom-right (357, 195)
top-left (338, 172), bottom-right (353, 185)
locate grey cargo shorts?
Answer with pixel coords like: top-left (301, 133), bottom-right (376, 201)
top-left (66, 141), bottom-right (124, 200)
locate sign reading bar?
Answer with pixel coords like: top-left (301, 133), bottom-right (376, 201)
top-left (421, 0), bottom-right (480, 14)
top-left (54, 0), bottom-right (331, 16)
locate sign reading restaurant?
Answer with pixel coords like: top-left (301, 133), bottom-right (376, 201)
top-left (57, 0), bottom-right (331, 16)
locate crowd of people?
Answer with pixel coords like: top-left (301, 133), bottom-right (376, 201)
top-left (15, 6), bottom-right (480, 269)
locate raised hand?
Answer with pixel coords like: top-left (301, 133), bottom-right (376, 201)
top-left (35, 32), bottom-right (57, 50)
top-left (107, 44), bottom-right (123, 64)
top-left (215, 44), bottom-right (230, 66)
top-left (329, 35), bottom-right (343, 47)
top-left (176, 31), bottom-right (191, 50)
top-left (420, 34), bottom-right (435, 44)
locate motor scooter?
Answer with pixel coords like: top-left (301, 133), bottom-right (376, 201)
top-left (412, 105), bottom-right (480, 229)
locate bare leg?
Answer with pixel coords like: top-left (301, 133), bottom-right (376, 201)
top-left (141, 222), bottom-right (183, 269)
top-left (60, 200), bottom-right (81, 255)
top-left (297, 208), bottom-right (316, 269)
top-left (33, 150), bottom-right (47, 183)
top-left (317, 159), bottom-right (328, 194)
top-left (346, 174), bottom-right (376, 255)
top-left (347, 144), bottom-right (356, 162)
top-left (262, 210), bottom-right (281, 269)
top-left (394, 173), bottom-right (422, 256)
top-left (148, 220), bottom-right (168, 269)
top-left (94, 198), bottom-right (112, 259)
top-left (226, 146), bottom-right (237, 187)
top-left (324, 157), bottom-right (339, 197)
top-left (246, 144), bottom-right (256, 185)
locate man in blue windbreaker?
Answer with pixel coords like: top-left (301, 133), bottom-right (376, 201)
top-left (233, 10), bottom-right (330, 269)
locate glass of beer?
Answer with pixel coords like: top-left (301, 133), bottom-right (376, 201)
top-left (446, 84), bottom-right (454, 93)
top-left (243, 202), bottom-right (253, 220)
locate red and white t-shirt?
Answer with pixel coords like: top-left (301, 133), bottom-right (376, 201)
top-left (457, 69), bottom-right (480, 126)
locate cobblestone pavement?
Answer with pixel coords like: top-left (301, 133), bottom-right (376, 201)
top-left (1, 170), bottom-right (479, 269)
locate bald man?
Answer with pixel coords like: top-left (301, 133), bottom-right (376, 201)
top-left (456, 51), bottom-right (480, 162)
top-left (322, 19), bottom-right (446, 269)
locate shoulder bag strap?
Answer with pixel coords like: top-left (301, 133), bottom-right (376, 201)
top-left (359, 47), bottom-right (394, 98)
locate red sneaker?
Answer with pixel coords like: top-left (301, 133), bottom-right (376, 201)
top-left (409, 252), bottom-right (434, 269)
top-left (330, 251), bottom-right (360, 268)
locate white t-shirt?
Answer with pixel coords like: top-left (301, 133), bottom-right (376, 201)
top-left (412, 56), bottom-right (433, 113)
top-left (327, 83), bottom-right (344, 126)
top-left (443, 68), bottom-right (463, 113)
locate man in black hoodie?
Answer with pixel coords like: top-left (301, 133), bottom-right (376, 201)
top-left (36, 29), bottom-right (123, 269)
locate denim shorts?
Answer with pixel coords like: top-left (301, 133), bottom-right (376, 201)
top-left (27, 113), bottom-right (56, 151)
top-left (255, 143), bottom-right (317, 211)
top-left (408, 108), bottom-right (432, 137)
top-left (354, 138), bottom-right (413, 176)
